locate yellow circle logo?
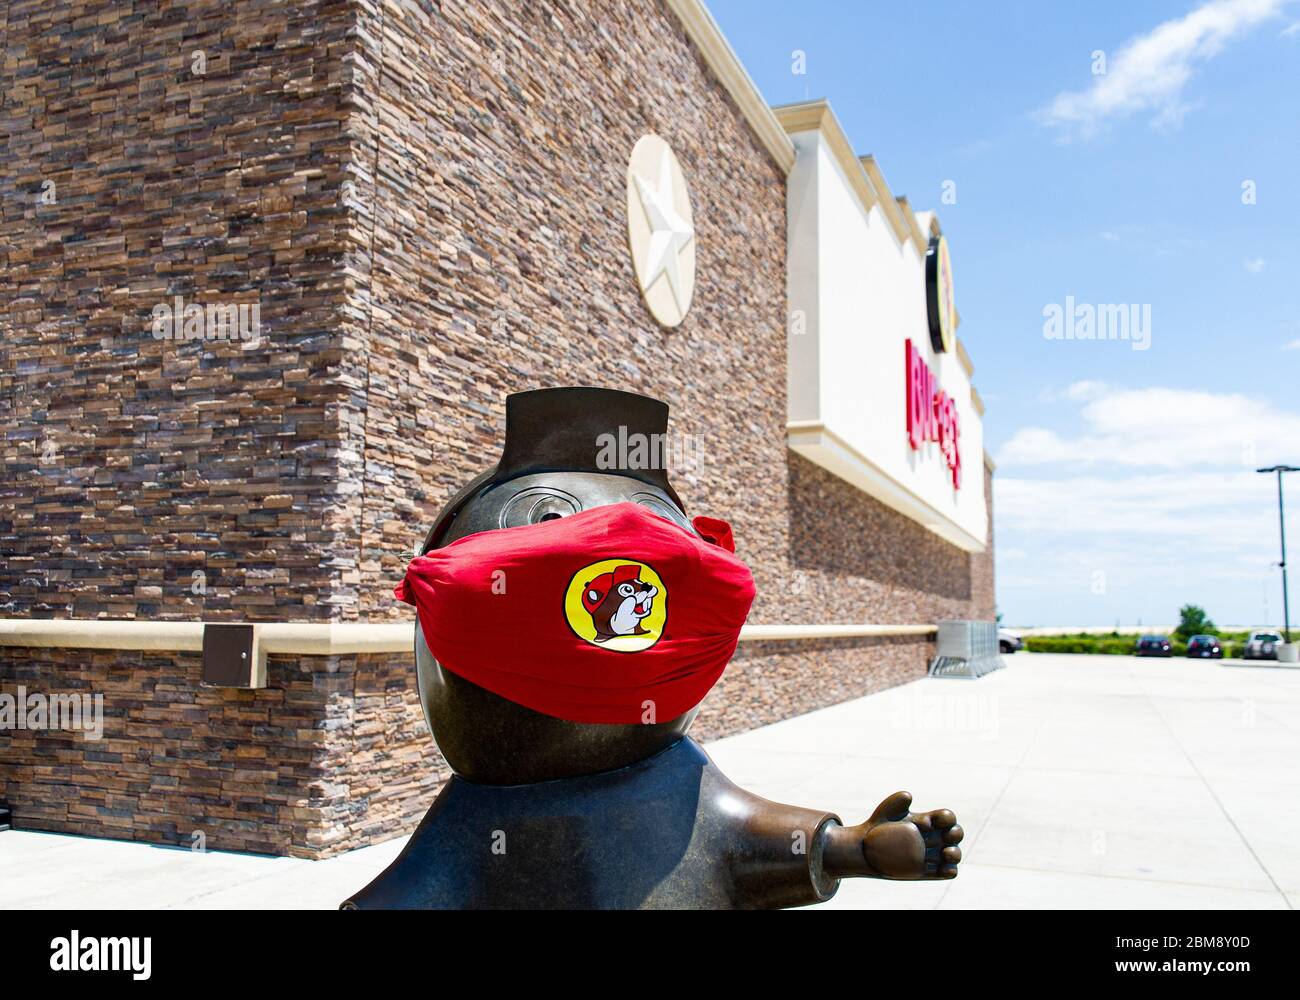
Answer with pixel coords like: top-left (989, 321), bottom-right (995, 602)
top-left (565, 559), bottom-right (667, 652)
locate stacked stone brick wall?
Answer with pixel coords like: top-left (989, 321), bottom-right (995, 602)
top-left (0, 0), bottom-right (361, 622)
top-left (693, 636), bottom-right (935, 742)
top-left (343, 0), bottom-right (795, 622)
top-left (0, 645), bottom-right (438, 857)
top-left (0, 0), bottom-right (994, 855)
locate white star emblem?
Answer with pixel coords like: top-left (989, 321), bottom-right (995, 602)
top-left (632, 147), bottom-right (695, 317)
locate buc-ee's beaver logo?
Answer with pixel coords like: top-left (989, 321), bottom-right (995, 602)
top-left (564, 559), bottom-right (666, 652)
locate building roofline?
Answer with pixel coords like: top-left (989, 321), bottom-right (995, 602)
top-left (770, 100), bottom-right (883, 213)
top-left (956, 337), bottom-right (974, 378)
top-left (771, 99), bottom-right (932, 263)
top-left (861, 154), bottom-right (927, 260)
top-left (773, 98), bottom-right (980, 391)
top-left (665, 0), bottom-right (796, 174)
top-left (894, 194), bottom-right (929, 258)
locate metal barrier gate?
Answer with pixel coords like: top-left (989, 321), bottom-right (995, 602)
top-left (928, 620), bottom-right (1004, 679)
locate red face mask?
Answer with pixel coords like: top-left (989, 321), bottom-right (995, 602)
top-left (395, 502), bottom-right (756, 724)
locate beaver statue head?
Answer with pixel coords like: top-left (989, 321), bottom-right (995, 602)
top-left (413, 386), bottom-right (701, 785)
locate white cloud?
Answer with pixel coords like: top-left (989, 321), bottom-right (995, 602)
top-left (1065, 379), bottom-right (1109, 401)
top-left (998, 385), bottom-right (1300, 469)
top-left (1243, 256), bottom-right (1266, 271)
top-left (997, 471), bottom-right (1273, 544)
top-left (1033, 379), bottom-right (1110, 405)
top-left (994, 384), bottom-right (1299, 626)
top-left (1283, 19), bottom-right (1300, 33)
top-left (995, 469), bottom-right (1285, 626)
top-left (1285, 338), bottom-right (1300, 350)
top-left (1039, 0), bottom-right (1289, 136)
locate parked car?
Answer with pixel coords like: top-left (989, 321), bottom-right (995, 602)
top-left (1243, 630), bottom-right (1282, 660)
top-left (1186, 634), bottom-right (1223, 659)
top-left (998, 628), bottom-right (1023, 654)
top-left (1135, 635), bottom-right (1171, 657)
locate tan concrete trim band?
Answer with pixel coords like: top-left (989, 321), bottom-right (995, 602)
top-left (664, 0), bottom-right (796, 174)
top-left (894, 194), bottom-right (928, 255)
top-left (956, 337), bottom-right (975, 378)
top-left (741, 624), bottom-right (937, 641)
top-left (0, 619), bottom-right (411, 654)
top-left (0, 619), bottom-right (207, 651)
top-left (859, 155), bottom-right (919, 255)
top-left (0, 618), bottom-right (936, 653)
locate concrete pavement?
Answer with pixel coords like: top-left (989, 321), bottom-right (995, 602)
top-left (710, 652), bottom-right (1298, 909)
top-left (2, 652), bottom-right (1296, 909)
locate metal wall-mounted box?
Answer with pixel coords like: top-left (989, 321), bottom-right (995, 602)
top-left (201, 623), bottom-right (266, 688)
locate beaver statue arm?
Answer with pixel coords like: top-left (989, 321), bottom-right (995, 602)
top-left (725, 789), bottom-right (963, 908)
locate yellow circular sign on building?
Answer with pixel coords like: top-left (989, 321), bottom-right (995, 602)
top-left (565, 558), bottom-right (667, 653)
top-left (626, 134), bottom-right (696, 328)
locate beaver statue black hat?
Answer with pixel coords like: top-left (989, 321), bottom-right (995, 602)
top-left (344, 386), bottom-right (964, 909)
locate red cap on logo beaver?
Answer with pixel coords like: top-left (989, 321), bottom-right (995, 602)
top-left (581, 563), bottom-right (642, 612)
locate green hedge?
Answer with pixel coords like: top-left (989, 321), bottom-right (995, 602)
top-left (1023, 636), bottom-right (1136, 655)
top-left (1022, 633), bottom-right (1243, 657)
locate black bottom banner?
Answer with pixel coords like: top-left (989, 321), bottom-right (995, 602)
top-left (0, 908), bottom-right (1284, 986)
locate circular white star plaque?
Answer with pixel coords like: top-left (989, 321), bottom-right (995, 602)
top-left (626, 134), bottom-right (695, 328)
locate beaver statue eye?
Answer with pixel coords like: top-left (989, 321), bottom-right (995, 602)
top-left (499, 488), bottom-right (581, 529)
top-left (530, 497), bottom-right (574, 523)
top-left (631, 492), bottom-right (690, 530)
top-left (617, 583), bottom-right (635, 597)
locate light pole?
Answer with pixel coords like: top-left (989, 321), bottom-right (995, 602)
top-left (1257, 465), bottom-right (1299, 645)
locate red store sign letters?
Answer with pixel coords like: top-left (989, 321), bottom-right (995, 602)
top-left (905, 339), bottom-right (961, 490)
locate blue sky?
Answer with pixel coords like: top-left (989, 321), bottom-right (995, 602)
top-left (710, 0), bottom-right (1300, 628)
